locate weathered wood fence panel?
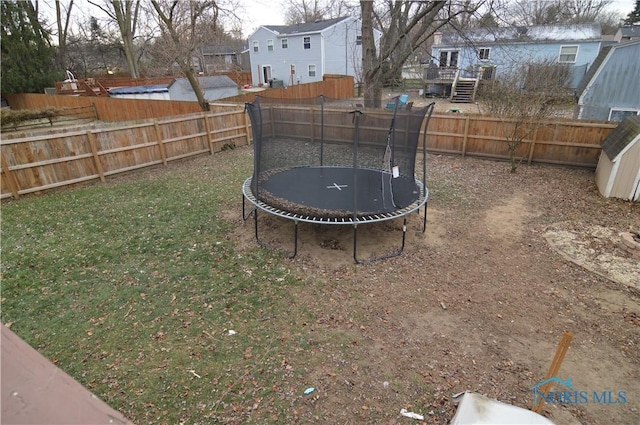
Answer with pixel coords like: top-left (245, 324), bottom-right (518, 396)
top-left (3, 94), bottom-right (204, 122)
top-left (1, 108), bottom-right (248, 199)
top-left (4, 75), bottom-right (354, 123)
top-left (1, 104), bottom-right (615, 200)
top-left (225, 75), bottom-right (355, 104)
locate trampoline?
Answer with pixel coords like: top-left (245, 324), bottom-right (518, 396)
top-left (242, 95), bottom-right (436, 263)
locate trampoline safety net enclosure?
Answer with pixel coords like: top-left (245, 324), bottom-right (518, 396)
top-left (242, 95), bottom-right (435, 262)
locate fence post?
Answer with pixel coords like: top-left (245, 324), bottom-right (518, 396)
top-left (243, 107), bottom-right (251, 146)
top-left (86, 130), bottom-right (106, 183)
top-left (1, 153), bottom-right (20, 199)
top-left (153, 121), bottom-right (167, 165)
top-left (91, 103), bottom-right (99, 120)
top-left (461, 116), bottom-right (471, 158)
top-left (203, 113), bottom-right (214, 154)
top-left (527, 127), bottom-right (539, 166)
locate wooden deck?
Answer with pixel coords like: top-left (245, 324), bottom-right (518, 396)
top-left (1, 323), bottom-right (134, 425)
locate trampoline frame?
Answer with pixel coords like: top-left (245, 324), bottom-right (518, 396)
top-left (242, 96), bottom-right (435, 263)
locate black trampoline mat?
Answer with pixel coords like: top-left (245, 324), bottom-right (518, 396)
top-left (257, 167), bottom-right (419, 218)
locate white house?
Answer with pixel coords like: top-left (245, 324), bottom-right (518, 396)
top-left (247, 17), bottom-right (381, 87)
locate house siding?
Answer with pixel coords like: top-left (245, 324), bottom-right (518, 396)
top-left (611, 141), bottom-right (640, 200)
top-left (578, 42), bottom-right (640, 121)
top-left (247, 17), bottom-right (370, 87)
top-left (595, 151), bottom-right (615, 197)
top-left (431, 24), bottom-right (602, 90)
top-left (321, 18), bottom-right (362, 77)
top-left (432, 40), bottom-right (600, 89)
top-left (249, 27), bottom-right (325, 86)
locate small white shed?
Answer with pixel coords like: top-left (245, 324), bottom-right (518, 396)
top-left (595, 116), bottom-right (640, 201)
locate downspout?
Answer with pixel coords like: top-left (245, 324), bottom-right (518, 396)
top-left (321, 33), bottom-right (325, 80)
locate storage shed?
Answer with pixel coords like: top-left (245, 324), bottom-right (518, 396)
top-left (108, 84), bottom-right (170, 100)
top-left (595, 115), bottom-right (640, 201)
top-left (167, 75), bottom-right (238, 102)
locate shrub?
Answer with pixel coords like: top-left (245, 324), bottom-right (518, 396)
top-left (0, 107), bottom-right (62, 130)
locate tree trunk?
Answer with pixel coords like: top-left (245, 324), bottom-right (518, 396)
top-left (112, 0), bottom-right (139, 79)
top-left (360, 0), bottom-right (382, 108)
top-left (182, 64), bottom-right (208, 111)
top-left (121, 35), bottom-right (139, 78)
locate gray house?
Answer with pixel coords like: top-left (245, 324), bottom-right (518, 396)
top-left (614, 25), bottom-right (640, 42)
top-left (576, 40), bottom-right (640, 121)
top-left (247, 17), bottom-right (381, 87)
top-left (199, 45), bottom-right (246, 73)
top-left (167, 76), bottom-right (238, 102)
top-left (427, 23), bottom-right (602, 101)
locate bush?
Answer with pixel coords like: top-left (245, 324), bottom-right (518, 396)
top-left (0, 107), bottom-right (62, 130)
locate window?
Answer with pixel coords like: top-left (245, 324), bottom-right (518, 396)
top-left (356, 35), bottom-right (362, 46)
top-left (559, 45), bottom-right (578, 63)
top-left (449, 51), bottom-right (458, 67)
top-left (439, 50), bottom-right (459, 67)
top-left (478, 48), bottom-right (490, 60)
top-left (282, 38), bottom-right (288, 49)
top-left (253, 41), bottom-right (259, 53)
top-left (304, 36), bottom-right (311, 49)
top-left (608, 108), bottom-right (640, 122)
top-left (308, 64), bottom-right (316, 77)
top-left (267, 39), bottom-right (274, 51)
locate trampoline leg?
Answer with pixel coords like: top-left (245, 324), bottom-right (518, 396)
top-left (242, 195), bottom-right (255, 221)
top-left (353, 225), bottom-right (359, 264)
top-left (421, 202), bottom-right (428, 233)
top-left (353, 217), bottom-right (408, 264)
top-left (252, 208), bottom-right (298, 259)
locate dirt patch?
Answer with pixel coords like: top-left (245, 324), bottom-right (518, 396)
top-left (228, 148), bottom-right (639, 425)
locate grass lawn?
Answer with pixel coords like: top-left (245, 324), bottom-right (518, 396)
top-left (4, 144), bottom-right (639, 425)
top-left (1, 148), bottom-right (327, 423)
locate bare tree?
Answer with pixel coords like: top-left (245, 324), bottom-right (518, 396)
top-left (54, 0), bottom-right (74, 72)
top-left (149, 0), bottom-right (222, 111)
top-left (284, 0), bottom-right (324, 24)
top-left (504, 0), bottom-right (613, 26)
top-left (561, 0), bottom-right (612, 23)
top-left (88, 0), bottom-right (141, 78)
top-left (283, 0), bottom-right (357, 24)
top-left (360, 0), bottom-right (489, 108)
top-left (478, 59), bottom-right (572, 173)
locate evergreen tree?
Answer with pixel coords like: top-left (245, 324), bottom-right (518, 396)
top-left (1, 0), bottom-right (62, 93)
top-left (624, 0), bottom-right (640, 24)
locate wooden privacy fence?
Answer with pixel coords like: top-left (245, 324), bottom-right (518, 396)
top-left (4, 94), bottom-right (204, 122)
top-left (1, 107), bottom-right (249, 199)
top-left (1, 105), bottom-right (615, 200)
top-left (224, 75), bottom-right (355, 104)
top-left (428, 113), bottom-right (615, 168)
top-left (3, 75), bottom-right (354, 123)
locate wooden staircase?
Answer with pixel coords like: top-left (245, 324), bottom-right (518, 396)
top-left (451, 77), bottom-right (479, 103)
